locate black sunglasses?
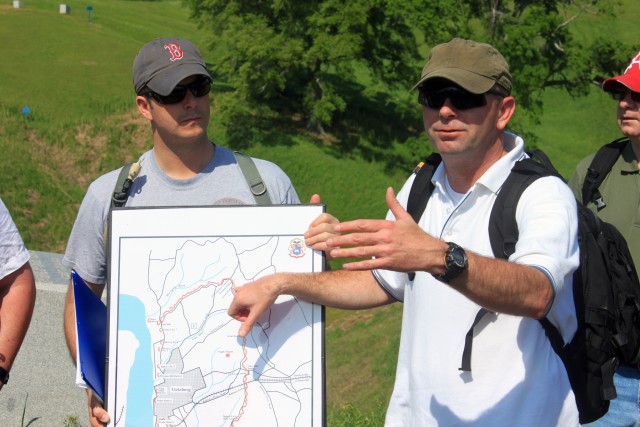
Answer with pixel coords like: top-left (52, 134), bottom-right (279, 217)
top-left (418, 86), bottom-right (503, 110)
top-left (610, 89), bottom-right (640, 103)
top-left (142, 76), bottom-right (212, 105)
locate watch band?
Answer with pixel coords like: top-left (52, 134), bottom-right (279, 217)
top-left (0, 366), bottom-right (9, 385)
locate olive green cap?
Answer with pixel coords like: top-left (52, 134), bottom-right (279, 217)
top-left (413, 38), bottom-right (512, 95)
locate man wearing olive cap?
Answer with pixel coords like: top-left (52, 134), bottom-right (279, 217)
top-left (61, 37), bottom-right (319, 427)
top-left (227, 38), bottom-right (580, 426)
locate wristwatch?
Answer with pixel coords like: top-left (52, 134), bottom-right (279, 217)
top-left (0, 366), bottom-right (9, 385)
top-left (434, 242), bottom-right (468, 283)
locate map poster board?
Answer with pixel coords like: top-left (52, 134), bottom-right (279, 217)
top-left (106, 205), bottom-right (325, 427)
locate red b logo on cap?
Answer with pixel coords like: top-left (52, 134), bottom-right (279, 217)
top-left (164, 43), bottom-right (183, 62)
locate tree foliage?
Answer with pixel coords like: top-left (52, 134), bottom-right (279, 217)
top-left (184, 0), bottom-right (631, 149)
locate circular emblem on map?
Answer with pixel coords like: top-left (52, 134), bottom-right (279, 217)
top-left (288, 238), bottom-right (306, 258)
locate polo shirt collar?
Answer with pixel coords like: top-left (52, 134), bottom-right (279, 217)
top-left (431, 132), bottom-right (526, 196)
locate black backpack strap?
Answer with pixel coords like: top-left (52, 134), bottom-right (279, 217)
top-left (234, 151), bottom-right (272, 205)
top-left (581, 137), bottom-right (628, 210)
top-left (463, 151), bottom-right (559, 371)
top-left (406, 153), bottom-right (442, 223)
top-left (488, 155), bottom-right (552, 259)
top-left (539, 317), bottom-right (566, 358)
top-left (459, 308), bottom-right (490, 371)
top-left (406, 153), bottom-right (442, 281)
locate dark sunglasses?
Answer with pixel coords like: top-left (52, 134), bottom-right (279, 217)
top-left (418, 86), bottom-right (503, 110)
top-left (610, 89), bottom-right (640, 103)
top-left (142, 76), bottom-right (212, 105)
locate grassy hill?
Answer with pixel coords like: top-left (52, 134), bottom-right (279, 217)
top-left (1, 1), bottom-right (638, 425)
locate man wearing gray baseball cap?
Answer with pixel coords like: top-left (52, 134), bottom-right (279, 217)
top-left (61, 37), bottom-right (318, 426)
top-left (228, 38), bottom-right (580, 426)
top-left (132, 37), bottom-right (212, 97)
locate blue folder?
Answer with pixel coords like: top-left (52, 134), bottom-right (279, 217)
top-left (72, 270), bottom-right (107, 401)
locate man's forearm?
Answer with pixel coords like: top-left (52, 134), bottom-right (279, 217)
top-left (275, 269), bottom-right (394, 310)
top-left (229, 269), bottom-right (395, 338)
top-left (450, 252), bottom-right (553, 319)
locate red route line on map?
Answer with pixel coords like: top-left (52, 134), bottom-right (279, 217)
top-left (151, 279), bottom-right (254, 425)
top-left (153, 277), bottom-right (236, 392)
top-left (158, 278), bottom-right (233, 323)
top-left (232, 338), bottom-right (250, 426)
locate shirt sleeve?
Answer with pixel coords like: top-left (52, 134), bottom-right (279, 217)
top-left (62, 184), bottom-right (110, 284)
top-left (370, 175), bottom-right (417, 302)
top-left (0, 199), bottom-right (30, 280)
top-left (513, 176), bottom-right (579, 341)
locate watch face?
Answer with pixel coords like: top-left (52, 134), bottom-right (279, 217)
top-left (434, 243), bottom-right (467, 283)
top-left (450, 248), bottom-right (467, 267)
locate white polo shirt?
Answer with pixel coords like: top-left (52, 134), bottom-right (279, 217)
top-left (374, 134), bottom-right (580, 426)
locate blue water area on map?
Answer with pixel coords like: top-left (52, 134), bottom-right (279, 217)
top-left (119, 295), bottom-right (153, 425)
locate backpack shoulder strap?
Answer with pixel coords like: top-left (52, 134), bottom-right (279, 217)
top-left (234, 151), bottom-right (272, 205)
top-left (405, 152), bottom-right (441, 281)
top-left (488, 153), bottom-right (553, 259)
top-left (105, 159), bottom-right (142, 251)
top-left (581, 137), bottom-right (629, 209)
top-left (457, 151), bottom-right (561, 372)
top-left (406, 152), bottom-right (442, 223)
top-left (487, 150), bottom-right (569, 362)
top-left (111, 160), bottom-right (142, 209)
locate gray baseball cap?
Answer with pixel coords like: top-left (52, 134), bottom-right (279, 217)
top-left (413, 38), bottom-right (512, 95)
top-left (132, 37), bottom-right (212, 95)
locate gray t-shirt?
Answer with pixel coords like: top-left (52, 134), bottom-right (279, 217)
top-left (0, 198), bottom-right (30, 280)
top-left (62, 145), bottom-right (300, 284)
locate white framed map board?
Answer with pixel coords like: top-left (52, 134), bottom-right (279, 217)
top-left (106, 205), bottom-right (325, 426)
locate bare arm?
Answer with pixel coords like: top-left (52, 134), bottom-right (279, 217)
top-left (0, 262), bottom-right (36, 390)
top-left (326, 187), bottom-right (553, 319)
top-left (228, 269), bottom-right (394, 338)
top-left (63, 276), bottom-right (109, 426)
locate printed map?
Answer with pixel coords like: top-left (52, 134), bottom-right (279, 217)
top-left (106, 206), bottom-right (324, 427)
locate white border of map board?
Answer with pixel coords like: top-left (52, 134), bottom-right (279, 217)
top-left (106, 205), bottom-right (325, 426)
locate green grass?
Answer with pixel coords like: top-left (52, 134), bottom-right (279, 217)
top-left (526, 87), bottom-right (622, 179)
top-left (1, 1), bottom-right (639, 425)
top-left (245, 138), bottom-right (407, 220)
top-left (568, 1), bottom-right (640, 47)
top-left (0, 2), bottom-right (405, 423)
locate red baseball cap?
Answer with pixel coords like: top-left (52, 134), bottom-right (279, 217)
top-left (603, 52), bottom-right (640, 93)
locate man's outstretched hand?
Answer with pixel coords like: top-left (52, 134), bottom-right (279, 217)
top-left (326, 187), bottom-right (445, 273)
top-left (228, 275), bottom-right (281, 338)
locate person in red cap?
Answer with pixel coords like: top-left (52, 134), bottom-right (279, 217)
top-left (569, 52), bottom-right (640, 426)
